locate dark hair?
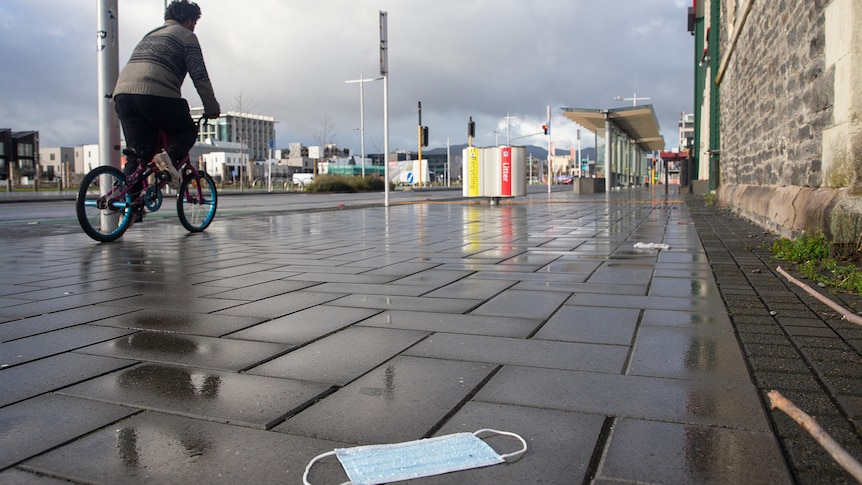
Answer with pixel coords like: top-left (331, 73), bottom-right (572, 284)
top-left (165, 0), bottom-right (201, 24)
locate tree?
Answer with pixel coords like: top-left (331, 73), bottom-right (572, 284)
top-left (314, 113), bottom-right (336, 157)
top-left (232, 90), bottom-right (257, 184)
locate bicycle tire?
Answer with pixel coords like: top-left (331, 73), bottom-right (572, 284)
top-left (177, 172), bottom-right (217, 232)
top-left (75, 165), bottom-right (133, 242)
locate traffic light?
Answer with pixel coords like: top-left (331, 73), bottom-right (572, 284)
top-left (422, 126), bottom-right (429, 147)
top-left (542, 124), bottom-right (549, 135)
top-left (468, 117), bottom-right (475, 138)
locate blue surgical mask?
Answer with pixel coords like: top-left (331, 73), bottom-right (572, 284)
top-left (303, 428), bottom-right (527, 485)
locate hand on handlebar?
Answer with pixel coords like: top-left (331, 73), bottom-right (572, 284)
top-left (204, 112), bottom-right (220, 119)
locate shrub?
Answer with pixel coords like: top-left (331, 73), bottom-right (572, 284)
top-left (770, 231), bottom-right (862, 295)
top-left (305, 175), bottom-right (357, 193)
top-left (304, 174), bottom-right (389, 193)
top-left (770, 232), bottom-right (830, 263)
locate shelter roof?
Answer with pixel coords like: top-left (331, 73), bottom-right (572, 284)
top-left (561, 105), bottom-right (664, 152)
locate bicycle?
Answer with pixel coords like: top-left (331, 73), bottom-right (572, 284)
top-left (75, 118), bottom-right (218, 242)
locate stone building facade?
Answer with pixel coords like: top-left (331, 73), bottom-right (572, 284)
top-left (698, 0), bottom-right (862, 251)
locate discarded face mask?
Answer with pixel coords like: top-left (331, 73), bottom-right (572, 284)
top-left (303, 428), bottom-right (527, 485)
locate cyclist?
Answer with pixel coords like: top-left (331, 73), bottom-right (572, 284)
top-left (113, 0), bottom-right (220, 220)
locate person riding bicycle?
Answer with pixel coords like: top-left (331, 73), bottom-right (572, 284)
top-left (113, 0), bottom-right (220, 219)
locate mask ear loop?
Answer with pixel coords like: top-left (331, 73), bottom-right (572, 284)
top-left (303, 450), bottom-right (351, 485)
top-left (473, 428), bottom-right (528, 462)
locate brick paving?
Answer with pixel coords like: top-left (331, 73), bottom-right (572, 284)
top-left (687, 195), bottom-right (862, 485)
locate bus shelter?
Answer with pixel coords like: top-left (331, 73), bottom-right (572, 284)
top-left (561, 105), bottom-right (664, 192)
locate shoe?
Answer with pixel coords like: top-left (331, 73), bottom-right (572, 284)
top-left (154, 151), bottom-right (180, 190)
top-left (129, 204), bottom-right (145, 225)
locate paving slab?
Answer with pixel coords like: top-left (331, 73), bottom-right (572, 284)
top-left (627, 324), bottom-right (751, 380)
top-left (213, 290), bottom-right (346, 319)
top-left (0, 289), bottom-right (142, 319)
top-left (469, 289), bottom-right (571, 320)
top-left (388, 268), bottom-right (474, 288)
top-left (76, 331), bottom-right (291, 371)
top-left (0, 325), bottom-right (135, 368)
top-left (89, 309), bottom-right (265, 337)
top-left (227, 305), bottom-right (381, 344)
top-left (0, 353), bottom-right (135, 408)
top-left (327, 294), bottom-right (481, 313)
top-left (0, 394), bottom-right (137, 470)
top-left (404, 333), bottom-right (628, 374)
top-left (410, 402), bottom-right (606, 484)
top-left (357, 309), bottom-right (541, 338)
top-left (565, 292), bottom-right (728, 313)
top-left (475, 365), bottom-right (770, 431)
top-left (641, 308), bottom-right (732, 327)
top-left (422, 276), bottom-right (517, 299)
top-left (247, 326), bottom-right (430, 385)
top-left (101, 294), bottom-right (242, 313)
top-left (277, 356), bottom-right (495, 444)
top-left (596, 418), bottom-right (793, 484)
top-left (533, 306), bottom-right (641, 345)
top-left (0, 306), bottom-right (136, 343)
top-left (58, 363), bottom-right (334, 429)
top-left (0, 468), bottom-right (71, 484)
top-left (201, 279), bottom-right (318, 301)
top-left (20, 412), bottom-right (352, 484)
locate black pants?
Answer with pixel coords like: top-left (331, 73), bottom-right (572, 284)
top-left (114, 94), bottom-right (197, 194)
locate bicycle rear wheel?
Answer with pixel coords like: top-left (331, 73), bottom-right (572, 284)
top-left (177, 172), bottom-right (217, 232)
top-left (75, 166), bottom-right (132, 242)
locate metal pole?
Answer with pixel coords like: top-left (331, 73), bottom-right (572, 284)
top-left (604, 113), bottom-right (612, 193)
top-left (97, 0), bottom-right (120, 170)
top-left (380, 11), bottom-right (390, 207)
top-left (346, 75), bottom-right (383, 178)
top-left (97, 0), bottom-right (120, 230)
top-left (577, 129), bottom-right (581, 178)
top-left (360, 78), bottom-right (366, 178)
top-left (546, 105), bottom-right (551, 194)
top-left (446, 138), bottom-right (450, 187)
top-left (417, 101), bottom-right (422, 188)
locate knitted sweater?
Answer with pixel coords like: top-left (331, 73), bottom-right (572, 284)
top-left (114, 20), bottom-right (219, 115)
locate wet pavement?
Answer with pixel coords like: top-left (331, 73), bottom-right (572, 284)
top-left (0, 186), bottom-right (860, 484)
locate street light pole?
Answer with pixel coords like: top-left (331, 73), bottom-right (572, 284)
top-left (503, 113), bottom-right (519, 145)
top-left (614, 92), bottom-right (651, 107)
top-left (345, 74), bottom-right (383, 178)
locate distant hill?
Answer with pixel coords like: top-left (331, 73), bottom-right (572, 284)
top-left (424, 144), bottom-right (596, 161)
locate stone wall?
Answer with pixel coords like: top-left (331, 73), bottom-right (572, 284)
top-left (719, 0), bottom-right (831, 188)
top-left (716, 0), bottom-right (862, 250)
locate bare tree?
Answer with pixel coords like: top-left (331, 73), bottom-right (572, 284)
top-left (232, 90), bottom-right (257, 185)
top-left (314, 112), bottom-right (336, 157)
top-left (370, 137), bottom-right (384, 165)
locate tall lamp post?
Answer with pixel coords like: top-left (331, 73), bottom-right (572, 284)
top-left (503, 113), bottom-right (519, 145)
top-left (345, 74), bottom-right (382, 177)
top-left (614, 92), bottom-right (651, 107)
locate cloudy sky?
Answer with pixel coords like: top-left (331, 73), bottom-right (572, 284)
top-left (2, 0), bottom-right (693, 155)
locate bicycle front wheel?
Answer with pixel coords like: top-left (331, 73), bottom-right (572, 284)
top-left (75, 166), bottom-right (132, 242)
top-left (177, 172), bottom-right (217, 232)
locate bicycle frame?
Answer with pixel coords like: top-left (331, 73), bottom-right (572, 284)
top-left (103, 125), bottom-right (207, 213)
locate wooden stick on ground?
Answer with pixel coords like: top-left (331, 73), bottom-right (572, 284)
top-left (776, 266), bottom-right (862, 326)
top-left (768, 390), bottom-right (862, 482)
